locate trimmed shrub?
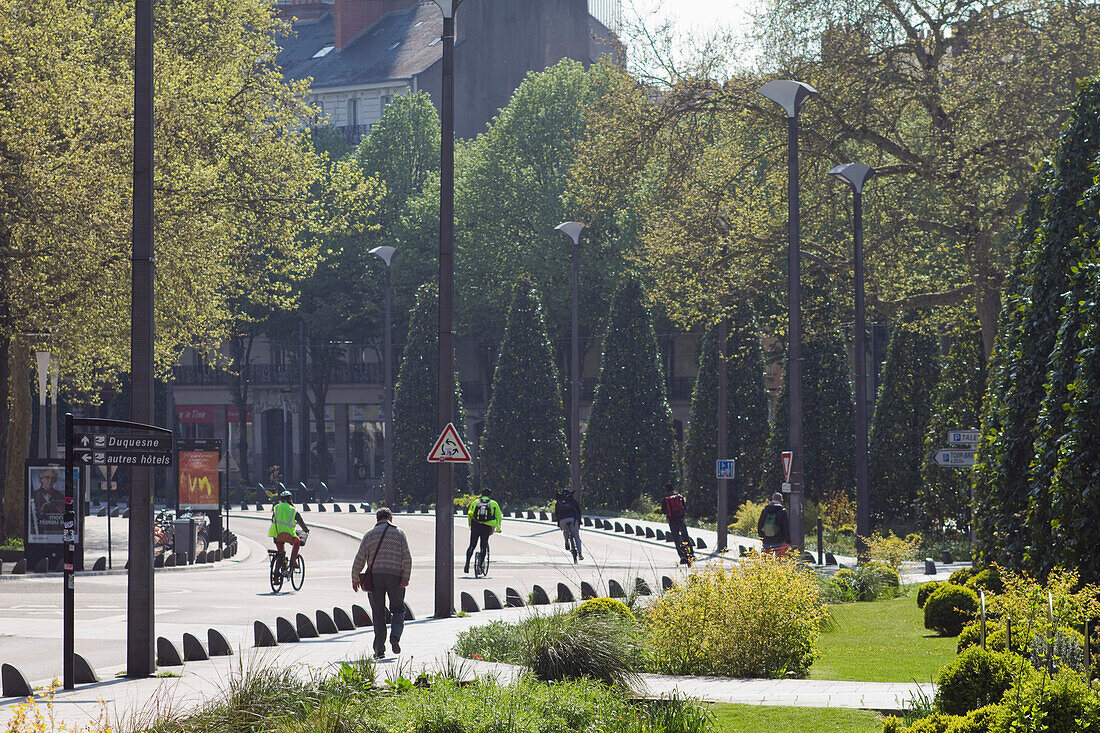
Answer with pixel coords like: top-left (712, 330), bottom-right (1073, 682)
top-left (644, 557), bottom-right (825, 677)
top-left (1003, 668), bottom-right (1100, 733)
top-left (935, 647), bottom-right (1016, 715)
top-left (949, 567), bottom-right (978, 586)
top-left (956, 622), bottom-right (982, 654)
top-left (924, 584), bottom-right (979, 636)
top-left (965, 568), bottom-right (1004, 595)
top-left (919, 581), bottom-right (944, 609)
top-left (881, 705), bottom-right (1010, 733)
top-left (571, 597), bottom-right (636, 625)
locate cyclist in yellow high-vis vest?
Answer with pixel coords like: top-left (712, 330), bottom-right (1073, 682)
top-left (268, 490), bottom-right (309, 568)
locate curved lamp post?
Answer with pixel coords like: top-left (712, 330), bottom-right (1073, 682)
top-left (369, 245), bottom-right (396, 508)
top-left (758, 79), bottom-right (817, 552)
top-left (555, 222), bottom-right (585, 500)
top-left (828, 162), bottom-right (875, 560)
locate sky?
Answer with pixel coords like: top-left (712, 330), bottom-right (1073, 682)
top-left (624, 0), bottom-right (760, 75)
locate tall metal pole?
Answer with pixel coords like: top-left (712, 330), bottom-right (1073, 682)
top-left (570, 239), bottom-right (580, 497)
top-left (299, 321), bottom-right (309, 488)
top-left (36, 351), bottom-right (49, 458)
top-left (383, 260), bottom-right (394, 506)
top-left (434, 0), bottom-right (461, 620)
top-left (49, 365), bottom-right (58, 459)
top-left (853, 188), bottom-right (869, 558)
top-left (128, 0), bottom-right (156, 678)
top-left (717, 315), bottom-right (728, 552)
top-left (829, 162), bottom-right (875, 561)
top-left (282, 396), bottom-right (289, 487)
top-left (63, 413), bottom-right (75, 689)
top-left (786, 113), bottom-right (805, 553)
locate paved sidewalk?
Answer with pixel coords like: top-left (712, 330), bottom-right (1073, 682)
top-left (0, 603), bottom-right (931, 730)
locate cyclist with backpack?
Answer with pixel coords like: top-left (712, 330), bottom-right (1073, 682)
top-left (553, 489), bottom-right (583, 561)
top-left (464, 489), bottom-right (502, 574)
top-left (660, 484), bottom-right (695, 565)
top-left (757, 492), bottom-right (791, 557)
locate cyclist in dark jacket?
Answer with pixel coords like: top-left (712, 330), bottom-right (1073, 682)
top-left (554, 489), bottom-right (583, 560)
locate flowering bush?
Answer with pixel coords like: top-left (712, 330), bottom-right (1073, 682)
top-left (643, 556), bottom-right (826, 678)
top-left (862, 531), bottom-right (922, 571)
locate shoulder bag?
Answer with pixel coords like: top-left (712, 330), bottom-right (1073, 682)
top-left (359, 524), bottom-right (390, 592)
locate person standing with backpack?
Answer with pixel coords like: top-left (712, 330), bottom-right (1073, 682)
top-left (757, 492), bottom-right (791, 557)
top-left (660, 484), bottom-right (695, 565)
top-left (554, 489), bottom-right (583, 561)
top-left (464, 489), bottom-right (502, 574)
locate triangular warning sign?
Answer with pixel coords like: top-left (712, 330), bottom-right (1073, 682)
top-left (427, 423), bottom-right (472, 463)
top-left (781, 451), bottom-right (793, 482)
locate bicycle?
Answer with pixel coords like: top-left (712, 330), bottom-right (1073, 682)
top-left (473, 545), bottom-right (490, 578)
top-left (268, 529), bottom-right (308, 593)
top-left (564, 533), bottom-right (579, 564)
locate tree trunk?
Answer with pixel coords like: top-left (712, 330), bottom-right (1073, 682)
top-left (3, 341), bottom-right (31, 538)
top-left (230, 335), bottom-right (254, 485)
top-left (972, 233), bottom-right (1002, 361)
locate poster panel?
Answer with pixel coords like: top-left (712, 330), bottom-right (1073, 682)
top-left (178, 439), bottom-right (221, 511)
top-left (26, 462), bottom-right (82, 545)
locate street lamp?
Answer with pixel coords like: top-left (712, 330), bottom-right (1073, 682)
top-left (431, 0), bottom-right (463, 620)
top-left (758, 79), bottom-right (817, 552)
top-left (35, 351), bottom-right (50, 459)
top-left (828, 162), bottom-right (875, 560)
top-left (370, 245), bottom-right (396, 508)
top-left (555, 222), bottom-right (585, 500)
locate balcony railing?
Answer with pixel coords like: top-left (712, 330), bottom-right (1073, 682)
top-left (174, 363), bottom-right (382, 387)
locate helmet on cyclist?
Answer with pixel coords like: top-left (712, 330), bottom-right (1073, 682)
top-left (279, 490), bottom-right (293, 500)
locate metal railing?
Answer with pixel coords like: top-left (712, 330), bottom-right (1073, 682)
top-left (173, 362), bottom-right (382, 386)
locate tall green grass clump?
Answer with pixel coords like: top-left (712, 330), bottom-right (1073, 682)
top-left (645, 556), bottom-right (826, 677)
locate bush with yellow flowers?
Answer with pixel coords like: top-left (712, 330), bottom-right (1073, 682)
top-left (643, 555), bottom-right (826, 678)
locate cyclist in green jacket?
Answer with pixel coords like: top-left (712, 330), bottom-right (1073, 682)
top-left (464, 489), bottom-right (502, 574)
top-left (268, 490), bottom-right (310, 570)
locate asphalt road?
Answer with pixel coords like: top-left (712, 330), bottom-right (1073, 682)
top-left (0, 509), bottom-right (688, 684)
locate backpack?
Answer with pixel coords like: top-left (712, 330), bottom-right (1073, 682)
top-left (762, 508), bottom-right (780, 538)
top-left (665, 494), bottom-right (685, 518)
top-left (555, 496), bottom-right (576, 520)
top-left (474, 498), bottom-right (493, 522)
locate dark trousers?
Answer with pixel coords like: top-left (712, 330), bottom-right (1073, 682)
top-left (667, 517), bottom-right (694, 562)
top-left (465, 522), bottom-right (492, 569)
top-left (367, 572), bottom-right (406, 653)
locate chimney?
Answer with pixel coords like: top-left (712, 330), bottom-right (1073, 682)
top-left (334, 0), bottom-right (415, 50)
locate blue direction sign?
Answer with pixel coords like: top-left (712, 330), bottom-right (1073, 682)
top-left (933, 449), bottom-right (976, 468)
top-left (716, 459), bottom-right (736, 479)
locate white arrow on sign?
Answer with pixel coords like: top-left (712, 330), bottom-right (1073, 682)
top-left (933, 449), bottom-right (976, 468)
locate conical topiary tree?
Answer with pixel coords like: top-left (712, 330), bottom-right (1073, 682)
top-left (975, 77), bottom-right (1100, 572)
top-left (392, 282), bottom-right (469, 505)
top-left (868, 317), bottom-right (939, 530)
top-left (759, 276), bottom-right (853, 505)
top-left (919, 328), bottom-right (984, 533)
top-left (479, 276), bottom-right (570, 505)
top-left (683, 304), bottom-right (768, 517)
top-left (580, 276), bottom-right (676, 511)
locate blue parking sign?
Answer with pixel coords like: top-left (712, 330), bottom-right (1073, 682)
top-left (716, 459), bottom-right (736, 479)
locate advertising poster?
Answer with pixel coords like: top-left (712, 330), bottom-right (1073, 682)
top-left (25, 462), bottom-right (82, 545)
top-left (178, 439), bottom-right (222, 511)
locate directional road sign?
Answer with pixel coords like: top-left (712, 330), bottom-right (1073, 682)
top-left (716, 459), bottom-right (736, 479)
top-left (946, 429), bottom-right (981, 445)
top-left (933, 449), bottom-right (976, 468)
top-left (75, 450), bottom-right (172, 467)
top-left (77, 433), bottom-right (173, 452)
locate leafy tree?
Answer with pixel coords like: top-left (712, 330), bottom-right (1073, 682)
top-left (0, 0), bottom-right (319, 535)
top-left (759, 278), bottom-right (853, 503)
top-left (868, 317), bottom-right (940, 530)
top-left (974, 76), bottom-right (1100, 571)
top-left (479, 277), bottom-right (569, 504)
top-left (683, 305), bottom-right (769, 516)
top-left (919, 329), bottom-right (984, 533)
top-left (392, 283), bottom-right (469, 505)
top-left (580, 276), bottom-right (676, 510)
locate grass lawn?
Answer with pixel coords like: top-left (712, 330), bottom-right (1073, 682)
top-left (811, 592), bottom-right (956, 683)
top-left (710, 704), bottom-right (884, 732)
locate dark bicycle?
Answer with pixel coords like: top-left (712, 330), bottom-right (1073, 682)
top-left (564, 533), bottom-right (579, 564)
top-left (268, 529), bottom-right (308, 592)
top-left (473, 546), bottom-right (490, 578)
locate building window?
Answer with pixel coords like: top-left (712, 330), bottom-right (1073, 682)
top-left (347, 98), bottom-right (358, 127)
top-left (381, 95), bottom-right (393, 108)
top-left (312, 45), bottom-right (334, 58)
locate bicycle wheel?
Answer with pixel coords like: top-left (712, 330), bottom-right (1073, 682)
top-left (479, 547), bottom-right (490, 576)
top-left (473, 551), bottom-right (483, 578)
top-left (290, 555), bottom-right (305, 590)
top-left (269, 556), bottom-right (284, 593)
